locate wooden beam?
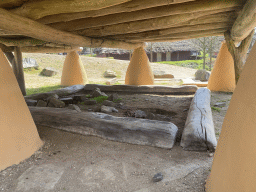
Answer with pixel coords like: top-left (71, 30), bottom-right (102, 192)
top-left (13, 46), bottom-right (26, 96)
top-left (37, 0), bottom-right (195, 24)
top-left (225, 29), bottom-right (255, 84)
top-left (76, 10), bottom-right (238, 37)
top-left (0, 37), bottom-right (46, 46)
top-left (21, 46), bottom-right (81, 53)
top-left (0, 0), bottom-right (26, 8)
top-left (108, 22), bottom-right (233, 41)
top-left (0, 8), bottom-right (144, 50)
top-left (231, 0), bottom-right (256, 43)
top-left (48, 1), bottom-right (242, 31)
top-left (10, 0), bottom-right (132, 20)
top-left (0, 43), bottom-right (14, 52)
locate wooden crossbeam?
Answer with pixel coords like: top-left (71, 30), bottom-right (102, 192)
top-left (21, 46), bottom-right (80, 53)
top-left (37, 0), bottom-right (195, 24)
top-left (76, 10), bottom-right (238, 37)
top-left (0, 8), bottom-right (144, 50)
top-left (231, 0), bottom-right (256, 43)
top-left (10, 0), bottom-right (132, 20)
top-left (48, 0), bottom-right (242, 32)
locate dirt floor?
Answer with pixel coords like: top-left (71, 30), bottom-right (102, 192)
top-left (0, 89), bottom-right (232, 192)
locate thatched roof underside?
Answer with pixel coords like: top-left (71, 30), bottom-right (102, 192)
top-left (0, 0), bottom-right (255, 53)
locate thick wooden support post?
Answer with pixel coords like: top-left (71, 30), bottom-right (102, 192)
top-left (61, 51), bottom-right (88, 86)
top-left (0, 49), bottom-right (43, 171)
top-left (207, 42), bottom-right (236, 92)
top-left (125, 47), bottom-right (154, 85)
top-left (224, 30), bottom-right (254, 84)
top-left (13, 46), bottom-right (26, 96)
top-left (205, 39), bottom-right (256, 192)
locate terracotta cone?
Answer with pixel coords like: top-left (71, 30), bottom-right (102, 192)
top-left (0, 49), bottom-right (43, 171)
top-left (207, 42), bottom-right (236, 92)
top-left (61, 51), bottom-right (88, 86)
top-left (205, 43), bottom-right (256, 192)
top-left (125, 47), bottom-right (154, 85)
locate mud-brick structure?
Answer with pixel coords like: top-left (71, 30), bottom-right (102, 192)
top-left (0, 0), bottom-right (256, 191)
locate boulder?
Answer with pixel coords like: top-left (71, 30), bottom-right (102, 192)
top-left (107, 93), bottom-right (118, 101)
top-left (40, 67), bottom-right (58, 77)
top-left (23, 58), bottom-right (39, 69)
top-left (91, 88), bottom-right (108, 98)
top-left (195, 69), bottom-right (210, 82)
top-left (36, 100), bottom-right (47, 107)
top-left (60, 97), bottom-right (73, 105)
top-left (103, 70), bottom-right (117, 77)
top-left (48, 97), bottom-right (65, 108)
top-left (153, 71), bottom-right (174, 78)
top-left (180, 88), bottom-right (217, 152)
top-left (106, 78), bottom-right (118, 85)
top-left (26, 99), bottom-right (38, 106)
top-left (135, 110), bottom-right (147, 118)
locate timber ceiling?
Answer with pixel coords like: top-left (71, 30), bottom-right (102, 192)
top-left (0, 0), bottom-right (255, 53)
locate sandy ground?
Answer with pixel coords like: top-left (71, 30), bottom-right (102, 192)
top-left (0, 56), bottom-right (233, 192)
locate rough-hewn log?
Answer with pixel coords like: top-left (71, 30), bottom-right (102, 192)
top-left (24, 85), bottom-right (85, 101)
top-left (128, 29), bottom-right (227, 42)
top-left (83, 84), bottom-right (198, 95)
top-left (0, 43), bottom-right (14, 52)
top-left (13, 46), bottom-right (26, 96)
top-left (0, 37), bottom-right (46, 46)
top-left (48, 1), bottom-right (242, 31)
top-left (0, 8), bottom-right (144, 50)
top-left (109, 23), bottom-right (233, 41)
top-left (29, 107), bottom-right (179, 149)
top-left (231, 0), bottom-right (256, 43)
top-left (224, 29), bottom-right (255, 84)
top-left (10, 0), bottom-right (132, 20)
top-left (0, 29), bottom-right (21, 36)
top-left (75, 10), bottom-right (238, 37)
top-left (20, 46), bottom-right (80, 53)
top-left (38, 0), bottom-right (195, 24)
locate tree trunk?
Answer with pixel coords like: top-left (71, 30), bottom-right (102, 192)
top-left (224, 29), bottom-right (254, 84)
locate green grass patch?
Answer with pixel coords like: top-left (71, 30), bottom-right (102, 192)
top-left (211, 106), bottom-right (221, 112)
top-left (24, 67), bottom-right (41, 75)
top-left (26, 85), bottom-right (63, 96)
top-left (90, 96), bottom-right (108, 103)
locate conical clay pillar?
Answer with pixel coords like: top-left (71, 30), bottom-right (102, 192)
top-left (125, 47), bottom-right (154, 85)
top-left (205, 43), bottom-right (256, 191)
top-left (0, 49), bottom-right (43, 171)
top-left (207, 42), bottom-right (236, 92)
top-left (61, 51), bottom-right (88, 86)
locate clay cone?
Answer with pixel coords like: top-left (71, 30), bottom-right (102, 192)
top-left (125, 47), bottom-right (154, 85)
top-left (207, 42), bottom-right (236, 92)
top-left (205, 43), bottom-right (256, 191)
top-left (0, 49), bottom-right (43, 171)
top-left (61, 51), bottom-right (88, 86)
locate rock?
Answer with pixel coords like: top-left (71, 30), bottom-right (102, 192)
top-left (46, 94), bottom-right (59, 101)
top-left (40, 67), bottom-right (58, 77)
top-left (153, 173), bottom-right (163, 182)
top-left (106, 78), bottom-right (117, 85)
top-left (59, 97), bottom-right (73, 105)
top-left (195, 69), bottom-right (211, 82)
top-left (82, 100), bottom-right (97, 105)
top-left (135, 110), bottom-right (147, 118)
top-left (146, 112), bottom-right (155, 120)
top-left (68, 104), bottom-right (81, 112)
top-left (214, 102), bottom-right (226, 107)
top-left (153, 71), bottom-right (174, 78)
top-left (26, 99), bottom-right (38, 106)
top-left (101, 105), bottom-right (118, 113)
top-left (103, 70), bottom-right (117, 77)
top-left (36, 100), bottom-right (47, 107)
top-left (107, 93), bottom-right (118, 101)
top-left (91, 88), bottom-right (108, 98)
top-left (180, 88), bottom-right (217, 152)
top-left (208, 153), bottom-right (214, 157)
top-left (92, 106), bottom-right (102, 112)
top-left (23, 58), bottom-right (39, 69)
top-left (73, 95), bottom-right (89, 103)
top-left (102, 100), bottom-right (115, 107)
top-left (48, 97), bottom-right (65, 108)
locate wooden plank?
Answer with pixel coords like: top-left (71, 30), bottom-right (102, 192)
top-left (83, 84), bottom-right (198, 95)
top-left (37, 0), bottom-right (195, 24)
top-left (0, 37), bottom-right (46, 46)
top-left (0, 8), bottom-right (144, 50)
top-left (231, 0), bottom-right (256, 43)
top-left (48, 1), bottom-right (242, 31)
top-left (75, 9), bottom-right (238, 37)
top-left (20, 46), bottom-right (81, 53)
top-left (10, 0), bottom-right (132, 20)
top-left (13, 46), bottom-right (26, 96)
top-left (29, 106), bottom-right (179, 149)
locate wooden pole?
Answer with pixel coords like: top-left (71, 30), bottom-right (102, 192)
top-left (13, 46), bottom-right (26, 96)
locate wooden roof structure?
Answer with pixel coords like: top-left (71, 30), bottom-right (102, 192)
top-left (0, 0), bottom-right (255, 53)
